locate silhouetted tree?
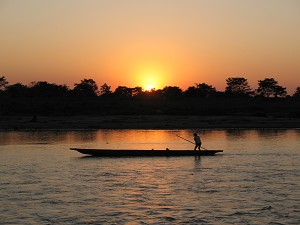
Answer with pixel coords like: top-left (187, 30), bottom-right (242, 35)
top-left (113, 86), bottom-right (143, 97)
top-left (196, 83), bottom-right (217, 97)
top-left (184, 86), bottom-right (198, 97)
top-left (143, 88), bottom-right (160, 98)
top-left (184, 83), bottom-right (217, 98)
top-left (5, 83), bottom-right (28, 97)
top-left (99, 83), bottom-right (112, 96)
top-left (132, 87), bottom-right (143, 97)
top-left (114, 86), bottom-right (133, 97)
top-left (256, 78), bottom-right (287, 97)
top-left (273, 85), bottom-right (287, 98)
top-left (162, 86), bottom-right (183, 99)
top-left (28, 81), bottom-right (69, 97)
top-left (225, 77), bottom-right (252, 96)
top-left (0, 76), bottom-right (8, 91)
top-left (73, 79), bottom-right (98, 97)
top-left (293, 87), bottom-right (300, 98)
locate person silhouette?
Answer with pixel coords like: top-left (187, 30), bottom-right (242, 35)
top-left (193, 133), bottom-right (202, 151)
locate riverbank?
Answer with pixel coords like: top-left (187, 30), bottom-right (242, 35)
top-left (0, 115), bottom-right (299, 130)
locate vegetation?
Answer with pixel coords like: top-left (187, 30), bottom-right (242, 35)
top-left (0, 76), bottom-right (299, 118)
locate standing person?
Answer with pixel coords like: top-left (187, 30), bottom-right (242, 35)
top-left (193, 133), bottom-right (202, 150)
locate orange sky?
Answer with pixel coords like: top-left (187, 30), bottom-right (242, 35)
top-left (0, 0), bottom-right (300, 93)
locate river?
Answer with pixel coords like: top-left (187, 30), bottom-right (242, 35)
top-left (0, 129), bottom-right (299, 224)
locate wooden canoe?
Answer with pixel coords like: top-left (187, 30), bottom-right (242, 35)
top-left (70, 148), bottom-right (223, 157)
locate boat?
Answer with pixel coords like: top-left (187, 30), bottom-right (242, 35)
top-left (70, 148), bottom-right (223, 157)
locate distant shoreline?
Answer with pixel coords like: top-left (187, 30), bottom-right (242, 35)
top-left (0, 115), bottom-right (299, 130)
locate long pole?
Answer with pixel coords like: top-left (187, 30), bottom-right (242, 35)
top-left (176, 135), bottom-right (207, 150)
top-left (176, 135), bottom-right (194, 144)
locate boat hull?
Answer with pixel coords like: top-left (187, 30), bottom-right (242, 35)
top-left (70, 148), bottom-right (223, 157)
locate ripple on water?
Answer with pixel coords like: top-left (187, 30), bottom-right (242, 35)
top-left (0, 129), bottom-right (299, 224)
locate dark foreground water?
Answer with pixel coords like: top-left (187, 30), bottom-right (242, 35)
top-left (0, 129), bottom-right (299, 224)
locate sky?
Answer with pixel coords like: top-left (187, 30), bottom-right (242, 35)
top-left (0, 0), bottom-right (299, 93)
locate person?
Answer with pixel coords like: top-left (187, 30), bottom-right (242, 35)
top-left (193, 133), bottom-right (202, 150)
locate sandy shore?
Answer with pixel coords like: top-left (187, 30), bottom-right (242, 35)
top-left (0, 115), bottom-right (299, 130)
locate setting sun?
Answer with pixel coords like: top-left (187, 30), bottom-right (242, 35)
top-left (145, 84), bottom-right (155, 91)
top-left (132, 62), bottom-right (172, 91)
top-left (141, 74), bottom-right (160, 91)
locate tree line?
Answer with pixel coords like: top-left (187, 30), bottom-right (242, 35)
top-left (0, 76), bottom-right (299, 98)
top-left (0, 76), bottom-right (299, 117)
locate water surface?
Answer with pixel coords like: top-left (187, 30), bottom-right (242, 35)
top-left (0, 129), bottom-right (299, 224)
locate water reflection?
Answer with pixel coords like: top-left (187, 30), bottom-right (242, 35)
top-left (0, 129), bottom-right (299, 152)
top-left (0, 129), bottom-right (299, 224)
top-left (68, 130), bottom-right (98, 143)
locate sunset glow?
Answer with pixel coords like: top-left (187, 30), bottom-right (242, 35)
top-left (145, 84), bottom-right (155, 91)
top-left (141, 74), bottom-right (160, 91)
top-left (0, 1), bottom-right (299, 93)
top-left (132, 62), bottom-right (169, 91)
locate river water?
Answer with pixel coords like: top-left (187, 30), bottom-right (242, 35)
top-left (0, 129), bottom-right (299, 224)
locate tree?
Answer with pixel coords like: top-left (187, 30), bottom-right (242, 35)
top-left (0, 76), bottom-right (8, 91)
top-left (273, 85), bottom-right (287, 98)
top-left (73, 79), bottom-right (98, 97)
top-left (184, 83), bottom-right (217, 98)
top-left (184, 86), bottom-right (198, 97)
top-left (196, 83), bottom-right (217, 97)
top-left (225, 77), bottom-right (252, 96)
top-left (132, 87), bottom-right (143, 97)
top-left (162, 86), bottom-right (183, 99)
top-left (293, 87), bottom-right (300, 98)
top-left (256, 78), bottom-right (287, 97)
top-left (114, 86), bottom-right (133, 97)
top-left (99, 83), bottom-right (112, 96)
top-left (5, 83), bottom-right (28, 97)
top-left (28, 81), bottom-right (69, 97)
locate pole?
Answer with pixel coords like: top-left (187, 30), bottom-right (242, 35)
top-left (176, 135), bottom-right (194, 144)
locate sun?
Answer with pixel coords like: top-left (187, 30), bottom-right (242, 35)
top-left (132, 62), bottom-right (170, 91)
top-left (142, 76), bottom-right (159, 91)
top-left (139, 72), bottom-right (161, 91)
top-left (145, 84), bottom-right (155, 91)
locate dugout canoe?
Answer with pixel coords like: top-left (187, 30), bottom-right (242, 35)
top-left (70, 148), bottom-right (223, 157)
